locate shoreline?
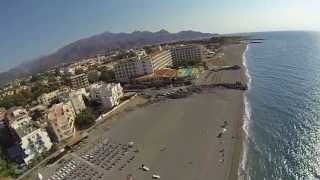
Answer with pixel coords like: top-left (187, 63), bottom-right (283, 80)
top-left (232, 43), bottom-right (250, 180)
top-left (237, 43), bottom-right (250, 180)
top-left (219, 43), bottom-right (248, 180)
top-left (22, 43), bottom-right (249, 180)
top-left (197, 42), bottom-right (248, 179)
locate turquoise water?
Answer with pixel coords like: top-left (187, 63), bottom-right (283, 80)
top-left (241, 31), bottom-right (320, 179)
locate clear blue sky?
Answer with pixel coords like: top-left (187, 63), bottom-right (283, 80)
top-left (0, 0), bottom-right (319, 72)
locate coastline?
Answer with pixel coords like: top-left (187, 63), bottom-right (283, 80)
top-left (231, 43), bottom-right (249, 180)
top-left (196, 43), bottom-right (248, 180)
top-left (222, 43), bottom-right (248, 180)
top-left (23, 43), bottom-right (249, 180)
top-left (238, 44), bottom-right (250, 180)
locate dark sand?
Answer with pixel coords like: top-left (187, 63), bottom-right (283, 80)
top-left (100, 43), bottom-right (248, 179)
top-left (101, 90), bottom-right (244, 180)
top-left (30, 44), bottom-right (247, 180)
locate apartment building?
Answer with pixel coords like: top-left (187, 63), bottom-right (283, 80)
top-left (47, 102), bottom-right (76, 142)
top-left (170, 45), bottom-right (203, 65)
top-left (60, 67), bottom-right (75, 76)
top-left (57, 88), bottom-right (87, 115)
top-left (89, 82), bottom-right (123, 109)
top-left (69, 73), bottom-right (89, 89)
top-left (37, 90), bottom-right (60, 106)
top-left (37, 87), bottom-right (71, 106)
top-left (17, 126), bottom-right (53, 164)
top-left (68, 91), bottom-right (86, 115)
top-left (6, 107), bottom-right (52, 165)
top-left (114, 58), bottom-right (153, 82)
top-left (149, 50), bottom-right (173, 70)
top-left (134, 49), bottom-right (147, 59)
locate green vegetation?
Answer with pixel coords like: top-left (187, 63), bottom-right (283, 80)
top-left (25, 145), bottom-right (58, 169)
top-left (143, 46), bottom-right (154, 54)
top-left (75, 108), bottom-right (95, 130)
top-left (0, 90), bottom-right (32, 108)
top-left (30, 83), bottom-right (50, 98)
top-left (0, 76), bottom-right (62, 108)
top-left (0, 150), bottom-right (20, 178)
top-left (209, 36), bottom-right (244, 45)
top-left (29, 74), bottom-right (43, 83)
top-left (99, 69), bottom-right (115, 82)
top-left (88, 71), bottom-right (100, 83)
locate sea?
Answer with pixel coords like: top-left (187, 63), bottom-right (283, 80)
top-left (240, 31), bottom-right (320, 180)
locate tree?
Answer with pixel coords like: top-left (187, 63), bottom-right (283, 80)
top-left (60, 74), bottom-right (70, 86)
top-left (54, 68), bottom-right (60, 76)
top-left (100, 70), bottom-right (115, 82)
top-left (75, 68), bottom-right (85, 75)
top-left (75, 109), bottom-right (95, 130)
top-left (0, 149), bottom-right (19, 178)
top-left (31, 109), bottom-right (43, 121)
top-left (30, 75), bottom-right (40, 83)
top-left (0, 90), bottom-right (32, 108)
top-left (30, 83), bottom-right (50, 100)
top-left (88, 71), bottom-right (100, 83)
top-left (143, 46), bottom-right (155, 54)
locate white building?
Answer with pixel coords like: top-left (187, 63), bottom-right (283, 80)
top-left (114, 58), bottom-right (153, 82)
top-left (19, 128), bottom-right (53, 164)
top-left (57, 88), bottom-right (87, 115)
top-left (149, 50), bottom-right (173, 70)
top-left (170, 44), bottom-right (203, 66)
top-left (135, 49), bottom-right (147, 59)
top-left (47, 102), bottom-right (76, 142)
top-left (37, 90), bottom-right (60, 106)
top-left (37, 88), bottom-right (71, 106)
top-left (69, 73), bottom-right (90, 89)
top-left (7, 108), bottom-right (52, 165)
top-left (69, 90), bottom-right (86, 115)
top-left (89, 82), bottom-right (123, 109)
top-left (60, 67), bottom-right (75, 76)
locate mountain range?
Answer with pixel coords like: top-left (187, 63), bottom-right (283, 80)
top-left (0, 30), bottom-right (216, 85)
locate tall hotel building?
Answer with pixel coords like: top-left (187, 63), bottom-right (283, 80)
top-left (170, 45), bottom-right (203, 65)
top-left (114, 49), bottom-right (173, 82)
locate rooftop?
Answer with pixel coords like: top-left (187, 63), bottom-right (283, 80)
top-left (148, 49), bottom-right (168, 58)
top-left (69, 73), bottom-right (87, 79)
top-left (48, 103), bottom-right (66, 121)
top-left (15, 121), bottom-right (39, 137)
top-left (6, 106), bottom-right (26, 122)
top-left (116, 57), bottom-right (151, 65)
top-left (90, 82), bottom-right (120, 91)
top-left (135, 68), bottom-right (177, 81)
top-left (171, 44), bottom-right (201, 49)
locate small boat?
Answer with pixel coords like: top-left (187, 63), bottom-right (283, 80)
top-left (141, 164), bottom-right (150, 171)
top-left (152, 174), bottom-right (161, 179)
top-left (222, 128), bottom-right (227, 133)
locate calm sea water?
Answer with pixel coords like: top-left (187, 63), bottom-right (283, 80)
top-left (241, 31), bottom-right (320, 179)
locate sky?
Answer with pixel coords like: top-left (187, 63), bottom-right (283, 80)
top-left (0, 0), bottom-right (320, 72)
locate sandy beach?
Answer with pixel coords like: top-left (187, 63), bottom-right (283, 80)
top-left (27, 43), bottom-right (247, 180)
top-left (95, 43), bottom-right (248, 179)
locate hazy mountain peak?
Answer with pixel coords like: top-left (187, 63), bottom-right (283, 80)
top-left (157, 29), bottom-right (170, 34)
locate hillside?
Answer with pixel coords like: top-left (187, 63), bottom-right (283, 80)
top-left (0, 30), bottom-right (216, 85)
